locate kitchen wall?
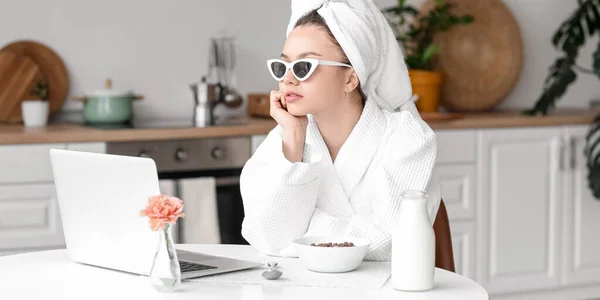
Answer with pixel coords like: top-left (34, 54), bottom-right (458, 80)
top-left (0, 0), bottom-right (290, 121)
top-left (0, 0), bottom-right (598, 122)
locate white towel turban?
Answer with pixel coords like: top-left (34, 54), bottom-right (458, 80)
top-left (285, 0), bottom-right (418, 114)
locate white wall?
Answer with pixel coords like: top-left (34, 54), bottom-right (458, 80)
top-left (1, 0), bottom-right (598, 122)
top-left (0, 0), bottom-right (289, 121)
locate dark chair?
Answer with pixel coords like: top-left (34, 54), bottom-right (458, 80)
top-left (432, 200), bottom-right (456, 272)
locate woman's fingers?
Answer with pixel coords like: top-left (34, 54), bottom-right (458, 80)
top-left (281, 94), bottom-right (287, 109)
top-left (270, 90), bottom-right (283, 109)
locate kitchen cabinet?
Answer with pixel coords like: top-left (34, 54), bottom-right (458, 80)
top-left (476, 125), bottom-right (600, 300)
top-left (476, 127), bottom-right (563, 294)
top-left (436, 129), bottom-right (477, 164)
top-left (0, 183), bottom-right (63, 250)
top-left (451, 221), bottom-right (477, 280)
top-left (435, 163), bottom-right (476, 221)
top-left (436, 163), bottom-right (477, 280)
top-left (435, 129), bottom-right (477, 223)
top-left (0, 142), bottom-right (106, 256)
top-left (66, 142), bottom-right (107, 154)
top-left (435, 129), bottom-right (478, 281)
top-left (562, 126), bottom-right (600, 287)
top-left (0, 143), bottom-right (66, 183)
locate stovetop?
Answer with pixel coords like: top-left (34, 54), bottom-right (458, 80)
top-left (49, 110), bottom-right (250, 130)
top-left (82, 117), bottom-right (249, 130)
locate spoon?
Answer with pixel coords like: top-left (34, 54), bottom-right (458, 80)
top-left (261, 261), bottom-right (282, 280)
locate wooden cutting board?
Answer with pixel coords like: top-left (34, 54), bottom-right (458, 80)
top-left (1, 40), bottom-right (69, 122)
top-left (0, 50), bottom-right (42, 121)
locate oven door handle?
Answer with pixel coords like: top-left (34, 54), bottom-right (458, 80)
top-left (215, 176), bottom-right (240, 186)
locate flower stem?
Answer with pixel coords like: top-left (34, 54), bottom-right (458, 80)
top-left (163, 224), bottom-right (175, 260)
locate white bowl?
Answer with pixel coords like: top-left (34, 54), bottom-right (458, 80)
top-left (292, 236), bottom-right (371, 273)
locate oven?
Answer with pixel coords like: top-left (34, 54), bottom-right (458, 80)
top-left (106, 136), bottom-right (250, 245)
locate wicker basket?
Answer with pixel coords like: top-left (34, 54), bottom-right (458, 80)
top-left (418, 0), bottom-right (524, 112)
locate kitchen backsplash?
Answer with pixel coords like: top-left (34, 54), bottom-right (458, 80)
top-left (0, 0), bottom-right (598, 122)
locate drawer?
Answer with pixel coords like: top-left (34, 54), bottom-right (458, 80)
top-left (436, 163), bottom-right (476, 220)
top-left (66, 142), bottom-right (106, 154)
top-left (0, 143), bottom-right (66, 183)
top-left (434, 130), bottom-right (476, 163)
top-left (449, 221), bottom-right (476, 280)
top-left (0, 183), bottom-right (65, 250)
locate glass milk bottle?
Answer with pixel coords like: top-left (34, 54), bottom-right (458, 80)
top-left (391, 190), bottom-right (435, 291)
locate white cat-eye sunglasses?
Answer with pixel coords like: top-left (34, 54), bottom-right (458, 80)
top-left (266, 58), bottom-right (352, 82)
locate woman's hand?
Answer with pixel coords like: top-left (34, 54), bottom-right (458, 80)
top-left (270, 90), bottom-right (307, 163)
top-left (269, 90), bottom-right (308, 131)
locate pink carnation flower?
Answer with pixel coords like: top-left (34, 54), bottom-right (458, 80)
top-left (140, 194), bottom-right (185, 231)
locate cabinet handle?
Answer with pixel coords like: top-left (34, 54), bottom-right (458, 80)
top-left (559, 139), bottom-right (565, 171)
top-left (570, 137), bottom-right (577, 169)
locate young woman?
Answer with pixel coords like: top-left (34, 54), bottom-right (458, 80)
top-left (239, 0), bottom-right (441, 261)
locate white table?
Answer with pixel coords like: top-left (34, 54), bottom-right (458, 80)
top-left (0, 244), bottom-right (488, 299)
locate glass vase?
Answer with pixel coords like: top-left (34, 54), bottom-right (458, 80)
top-left (149, 224), bottom-right (182, 292)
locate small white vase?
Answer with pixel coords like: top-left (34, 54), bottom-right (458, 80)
top-left (391, 190), bottom-right (436, 292)
top-left (21, 100), bottom-right (49, 127)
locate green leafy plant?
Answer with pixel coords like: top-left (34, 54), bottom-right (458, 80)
top-left (524, 0), bottom-right (600, 200)
top-left (30, 79), bottom-right (49, 101)
top-left (524, 0), bottom-right (600, 116)
top-left (382, 0), bottom-right (474, 71)
top-left (587, 113), bottom-right (600, 200)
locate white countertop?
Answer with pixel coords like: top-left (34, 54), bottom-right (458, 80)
top-left (0, 244), bottom-right (488, 299)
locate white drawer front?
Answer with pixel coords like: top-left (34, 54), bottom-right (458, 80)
top-left (450, 221), bottom-right (476, 281)
top-left (0, 144), bottom-right (66, 183)
top-left (0, 183), bottom-right (64, 250)
top-left (66, 142), bottom-right (107, 154)
top-left (436, 163), bottom-right (476, 220)
top-left (434, 130), bottom-right (476, 164)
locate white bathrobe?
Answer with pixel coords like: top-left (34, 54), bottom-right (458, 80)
top-left (239, 99), bottom-right (441, 261)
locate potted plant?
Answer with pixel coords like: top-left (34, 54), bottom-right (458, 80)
top-left (382, 0), bottom-right (473, 112)
top-left (523, 1), bottom-right (600, 200)
top-left (21, 79), bottom-right (50, 127)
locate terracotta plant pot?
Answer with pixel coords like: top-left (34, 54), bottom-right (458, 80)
top-left (408, 70), bottom-right (443, 113)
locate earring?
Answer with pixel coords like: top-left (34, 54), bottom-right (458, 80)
top-left (346, 90), bottom-right (349, 99)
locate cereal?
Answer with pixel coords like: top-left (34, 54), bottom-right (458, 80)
top-left (310, 242), bottom-right (355, 247)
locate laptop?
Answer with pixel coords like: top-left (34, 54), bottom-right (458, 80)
top-left (49, 148), bottom-right (263, 279)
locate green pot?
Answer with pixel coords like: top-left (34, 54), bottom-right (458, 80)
top-left (83, 94), bottom-right (134, 124)
top-left (74, 79), bottom-right (143, 125)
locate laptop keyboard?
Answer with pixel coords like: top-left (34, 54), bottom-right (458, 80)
top-left (179, 260), bottom-right (218, 273)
